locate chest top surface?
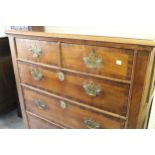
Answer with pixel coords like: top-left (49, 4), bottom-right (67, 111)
top-left (5, 30), bottom-right (155, 47)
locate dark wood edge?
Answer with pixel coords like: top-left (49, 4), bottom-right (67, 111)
top-left (8, 36), bottom-right (29, 128)
top-left (147, 48), bottom-right (155, 102)
top-left (58, 42), bottom-right (62, 68)
top-left (21, 83), bottom-right (127, 120)
top-left (125, 50), bottom-right (138, 128)
top-left (147, 49), bottom-right (155, 102)
top-left (127, 50), bottom-right (152, 128)
top-left (137, 48), bottom-right (155, 128)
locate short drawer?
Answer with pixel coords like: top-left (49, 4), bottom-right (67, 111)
top-left (27, 113), bottom-right (62, 129)
top-left (19, 62), bottom-right (129, 116)
top-left (15, 38), bottom-right (59, 66)
top-left (61, 43), bottom-right (134, 80)
top-left (24, 88), bottom-right (125, 129)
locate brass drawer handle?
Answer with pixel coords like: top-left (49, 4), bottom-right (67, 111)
top-left (83, 50), bottom-right (102, 69)
top-left (31, 68), bottom-right (43, 81)
top-left (58, 71), bottom-right (65, 81)
top-left (28, 45), bottom-right (42, 58)
top-left (34, 100), bottom-right (47, 110)
top-left (60, 100), bottom-right (67, 109)
top-left (84, 118), bottom-right (100, 129)
top-left (83, 81), bottom-right (101, 97)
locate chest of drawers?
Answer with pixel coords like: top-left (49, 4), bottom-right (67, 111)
top-left (6, 30), bottom-right (155, 128)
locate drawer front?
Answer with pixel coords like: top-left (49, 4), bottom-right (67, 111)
top-left (19, 62), bottom-right (129, 116)
top-left (24, 88), bottom-right (125, 129)
top-left (27, 113), bottom-right (62, 129)
top-left (16, 38), bottom-right (59, 66)
top-left (61, 43), bottom-right (134, 80)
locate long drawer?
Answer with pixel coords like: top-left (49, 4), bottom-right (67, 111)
top-left (19, 62), bottom-right (130, 116)
top-left (61, 43), bottom-right (134, 80)
top-left (23, 88), bottom-right (125, 129)
top-left (16, 38), bottom-right (59, 66)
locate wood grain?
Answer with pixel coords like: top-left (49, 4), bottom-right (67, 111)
top-left (24, 88), bottom-right (125, 129)
top-left (17, 58), bottom-right (131, 84)
top-left (8, 36), bottom-right (29, 128)
top-left (18, 62), bottom-right (130, 116)
top-left (5, 30), bottom-right (155, 47)
top-left (6, 30), bottom-right (155, 129)
top-left (61, 43), bottom-right (134, 80)
top-left (15, 38), bottom-right (59, 66)
top-left (27, 113), bottom-right (63, 129)
top-left (127, 51), bottom-right (150, 128)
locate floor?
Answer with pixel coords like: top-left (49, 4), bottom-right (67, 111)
top-left (0, 109), bottom-right (24, 129)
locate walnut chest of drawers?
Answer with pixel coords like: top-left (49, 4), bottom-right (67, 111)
top-left (6, 30), bottom-right (155, 129)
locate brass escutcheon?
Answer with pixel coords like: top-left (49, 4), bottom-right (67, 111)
top-left (28, 45), bottom-right (42, 58)
top-left (83, 50), bottom-right (102, 68)
top-left (34, 100), bottom-right (46, 110)
top-left (31, 68), bottom-right (43, 81)
top-left (58, 71), bottom-right (65, 81)
top-left (83, 81), bottom-right (101, 97)
top-left (84, 118), bottom-right (100, 129)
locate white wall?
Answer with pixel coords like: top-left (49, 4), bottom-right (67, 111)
top-left (45, 26), bottom-right (155, 40)
top-left (0, 26), bottom-right (5, 37)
